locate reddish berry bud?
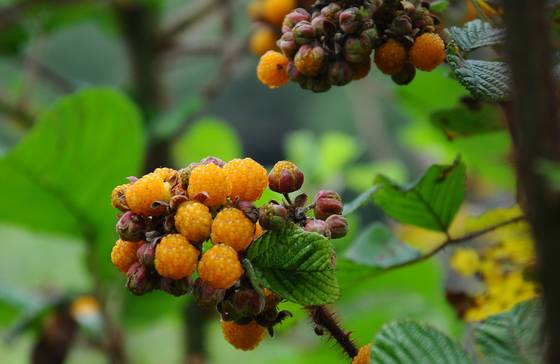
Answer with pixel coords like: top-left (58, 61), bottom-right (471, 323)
top-left (282, 8), bottom-right (311, 33)
top-left (221, 289), bottom-right (265, 321)
top-left (339, 7), bottom-right (362, 34)
top-left (292, 21), bottom-right (315, 45)
top-left (259, 202), bottom-right (288, 231)
top-left (160, 277), bottom-right (192, 297)
top-left (277, 31), bottom-right (298, 57)
top-left (193, 278), bottom-right (226, 308)
top-left (311, 15), bottom-right (336, 37)
top-left (137, 242), bottom-right (155, 267)
top-left (328, 61), bottom-right (353, 86)
top-left (127, 262), bottom-right (156, 296)
top-left (391, 62), bottom-right (416, 85)
top-left (268, 161), bottom-right (305, 193)
top-left (287, 61), bottom-right (305, 82)
top-left (237, 201), bottom-right (260, 223)
top-left (320, 3), bottom-right (342, 21)
top-left (390, 14), bottom-right (413, 37)
top-left (344, 35), bottom-right (372, 63)
top-left (313, 190), bottom-right (343, 220)
top-left (304, 219), bottom-right (331, 238)
top-left (325, 215), bottom-right (348, 239)
top-left (200, 156), bottom-right (226, 168)
top-left (116, 211), bottom-right (146, 242)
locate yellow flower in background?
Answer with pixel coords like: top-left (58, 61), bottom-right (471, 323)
top-left (450, 249), bottom-right (480, 277)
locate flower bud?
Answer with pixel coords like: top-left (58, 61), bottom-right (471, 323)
top-left (193, 278), bottom-right (225, 308)
top-left (222, 289), bottom-right (265, 320)
top-left (328, 61), bottom-right (353, 86)
top-left (325, 215), bottom-right (348, 239)
top-left (339, 7), bottom-right (362, 34)
top-left (137, 242), bottom-right (155, 267)
top-left (314, 190), bottom-right (343, 220)
top-left (127, 262), bottom-right (156, 296)
top-left (160, 277), bottom-right (192, 297)
top-left (320, 3), bottom-right (342, 21)
top-left (344, 35), bottom-right (372, 63)
top-left (277, 31), bottom-right (298, 57)
top-left (287, 61), bottom-right (305, 82)
top-left (311, 15), bottom-right (336, 37)
top-left (293, 21), bottom-right (315, 45)
top-left (237, 201), bottom-right (259, 223)
top-left (361, 28), bottom-right (380, 47)
top-left (391, 62), bottom-right (416, 85)
top-left (282, 8), bottom-right (311, 33)
top-left (268, 161), bottom-right (305, 193)
top-left (259, 202), bottom-right (288, 230)
top-left (200, 156), bottom-right (225, 168)
top-left (390, 14), bottom-right (413, 37)
top-left (116, 211), bottom-right (146, 242)
top-left (304, 219), bottom-right (331, 238)
top-left (307, 75), bottom-right (332, 93)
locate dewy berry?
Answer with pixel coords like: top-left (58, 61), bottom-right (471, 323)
top-left (220, 320), bottom-right (267, 351)
top-left (352, 343), bottom-right (372, 364)
top-left (198, 244), bottom-right (244, 289)
top-left (224, 158), bottom-right (268, 201)
top-left (211, 208), bottom-right (256, 252)
top-left (187, 163), bottom-right (231, 207)
top-left (174, 201), bottom-right (213, 243)
top-left (257, 50), bottom-right (290, 89)
top-left (410, 32), bottom-right (446, 72)
top-left (155, 234), bottom-right (199, 280)
top-left (111, 239), bottom-right (141, 273)
top-left (374, 38), bottom-right (407, 75)
top-left (125, 173), bottom-right (170, 216)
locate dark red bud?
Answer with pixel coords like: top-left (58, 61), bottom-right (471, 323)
top-left (325, 214), bottom-right (348, 239)
top-left (160, 277), bottom-right (192, 296)
top-left (282, 8), bottom-right (311, 33)
top-left (116, 211), bottom-right (146, 242)
top-left (293, 20), bottom-right (315, 45)
top-left (304, 219), bottom-right (331, 238)
top-left (320, 3), bottom-right (342, 20)
top-left (277, 31), bottom-right (298, 57)
top-left (193, 278), bottom-right (225, 308)
top-left (237, 201), bottom-right (259, 223)
top-left (313, 190), bottom-right (343, 220)
top-left (339, 7), bottom-right (362, 34)
top-left (268, 161), bottom-right (305, 193)
top-left (311, 15), bottom-right (336, 37)
top-left (127, 262), bottom-right (156, 296)
top-left (137, 242), bottom-right (155, 267)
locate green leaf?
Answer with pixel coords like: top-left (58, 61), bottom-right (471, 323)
top-left (430, 0), bottom-right (449, 12)
top-left (372, 160), bottom-right (466, 231)
top-left (247, 224), bottom-right (339, 305)
top-left (345, 223), bottom-right (421, 269)
top-left (474, 300), bottom-right (543, 364)
top-left (344, 186), bottom-right (379, 216)
top-left (372, 320), bottom-right (473, 364)
top-left (446, 20), bottom-right (506, 53)
top-left (447, 55), bottom-right (511, 101)
top-left (173, 117), bottom-right (242, 168)
top-left (430, 103), bottom-right (504, 138)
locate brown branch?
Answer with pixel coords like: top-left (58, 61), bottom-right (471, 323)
top-left (306, 305), bottom-right (358, 358)
top-left (501, 1), bottom-right (560, 362)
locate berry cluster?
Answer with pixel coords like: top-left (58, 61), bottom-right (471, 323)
top-left (257, 0), bottom-right (445, 91)
top-left (110, 157), bottom-right (348, 350)
top-left (248, 0), bottom-right (314, 56)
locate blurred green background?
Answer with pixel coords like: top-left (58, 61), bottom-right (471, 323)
top-left (0, 0), bottom-right (515, 363)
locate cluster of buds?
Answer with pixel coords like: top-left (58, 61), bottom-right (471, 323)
top-left (247, 0), bottom-right (315, 55)
top-left (110, 157), bottom-right (347, 349)
top-left (257, 0), bottom-right (445, 91)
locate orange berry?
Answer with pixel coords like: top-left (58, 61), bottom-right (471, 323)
top-left (221, 320), bottom-right (267, 351)
top-left (111, 184), bottom-right (129, 212)
top-left (352, 344), bottom-right (372, 364)
top-left (254, 221), bottom-right (264, 240)
top-left (155, 234), bottom-right (199, 280)
top-left (198, 244), bottom-right (244, 289)
top-left (247, 0), bottom-right (265, 19)
top-left (257, 50), bottom-right (290, 89)
top-left (211, 208), bottom-right (255, 252)
top-left (152, 167), bottom-right (177, 181)
top-left (187, 163), bottom-right (231, 207)
top-left (263, 0), bottom-right (296, 25)
top-left (374, 39), bottom-right (407, 75)
top-left (250, 27), bottom-right (279, 55)
top-left (224, 158), bottom-right (268, 201)
top-left (174, 202), bottom-right (213, 243)
top-left (410, 33), bottom-right (445, 72)
top-left (111, 239), bottom-right (141, 273)
top-left (125, 173), bottom-right (171, 216)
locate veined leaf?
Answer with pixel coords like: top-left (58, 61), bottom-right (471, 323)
top-left (247, 224), bottom-right (339, 305)
top-left (446, 20), bottom-right (506, 53)
top-left (372, 160), bottom-right (466, 232)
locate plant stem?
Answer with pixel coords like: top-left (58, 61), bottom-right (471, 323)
top-left (306, 305), bottom-right (358, 358)
top-left (184, 300), bottom-right (212, 364)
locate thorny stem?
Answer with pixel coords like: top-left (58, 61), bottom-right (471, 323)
top-left (306, 305), bottom-right (359, 358)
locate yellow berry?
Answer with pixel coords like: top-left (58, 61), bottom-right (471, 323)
top-left (174, 201), bottom-right (213, 243)
top-left (187, 163), bottom-right (231, 207)
top-left (152, 167), bottom-right (178, 181)
top-left (374, 39), bottom-right (407, 75)
top-left (263, 0), bottom-right (296, 25)
top-left (221, 320), bottom-right (267, 351)
top-left (125, 173), bottom-right (171, 216)
top-left (250, 27), bottom-right (279, 55)
top-left (247, 0), bottom-right (265, 19)
top-left (410, 33), bottom-right (446, 71)
top-left (198, 244), bottom-right (244, 289)
top-left (211, 208), bottom-right (256, 252)
top-left (352, 344), bottom-right (372, 364)
top-left (111, 184), bottom-right (129, 211)
top-left (155, 234), bottom-right (200, 280)
top-left (450, 248), bottom-right (480, 277)
top-left (224, 158), bottom-right (268, 201)
top-left (111, 239), bottom-right (141, 273)
top-left (257, 50), bottom-right (290, 89)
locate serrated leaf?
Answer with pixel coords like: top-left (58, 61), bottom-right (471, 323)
top-left (446, 20), bottom-right (506, 52)
top-left (372, 320), bottom-right (473, 364)
top-left (430, 103), bottom-right (504, 139)
top-left (447, 55), bottom-right (511, 101)
top-left (247, 224), bottom-right (339, 305)
top-left (345, 223), bottom-right (421, 269)
top-left (372, 160), bottom-right (466, 232)
top-left (474, 300), bottom-right (543, 364)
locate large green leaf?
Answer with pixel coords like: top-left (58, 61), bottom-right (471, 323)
top-left (446, 20), bottom-right (506, 53)
top-left (344, 223), bottom-right (421, 269)
top-left (247, 224), bottom-right (339, 305)
top-left (474, 300), bottom-right (543, 364)
top-left (372, 320), bottom-right (473, 364)
top-left (430, 103), bottom-right (504, 139)
top-left (0, 88), bottom-right (144, 279)
top-left (372, 160), bottom-right (466, 231)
